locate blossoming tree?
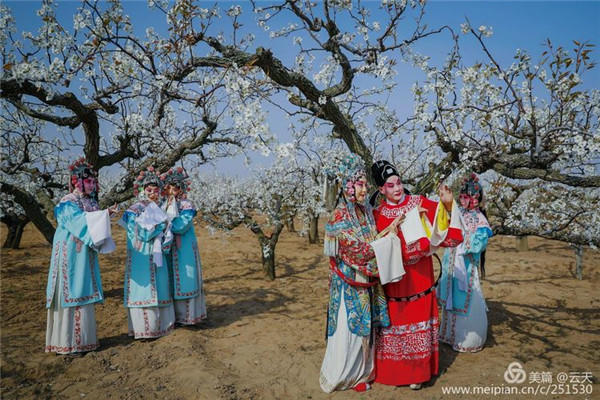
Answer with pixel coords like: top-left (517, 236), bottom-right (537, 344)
top-left (193, 154), bottom-right (304, 279)
top-left (2, 0), bottom-right (598, 265)
top-left (404, 23), bottom-right (598, 254)
top-left (0, 0), bottom-right (274, 245)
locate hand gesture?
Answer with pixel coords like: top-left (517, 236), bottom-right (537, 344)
top-left (438, 183), bottom-right (453, 211)
top-left (108, 203), bottom-right (119, 217)
top-left (418, 199), bottom-right (428, 216)
top-left (389, 214), bottom-right (405, 234)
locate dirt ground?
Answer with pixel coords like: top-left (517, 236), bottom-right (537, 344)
top-left (1, 220), bottom-right (599, 400)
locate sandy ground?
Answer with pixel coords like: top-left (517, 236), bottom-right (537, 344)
top-left (1, 220), bottom-right (599, 400)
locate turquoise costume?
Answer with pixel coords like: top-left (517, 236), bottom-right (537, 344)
top-left (121, 202), bottom-right (173, 307)
top-left (438, 173), bottom-right (492, 353)
top-left (45, 193), bottom-right (104, 309)
top-left (46, 157), bottom-right (113, 354)
top-left (166, 199), bottom-right (202, 299)
top-left (438, 208), bottom-right (492, 316)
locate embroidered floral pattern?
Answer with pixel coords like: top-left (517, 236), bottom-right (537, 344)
top-left (377, 196), bottom-right (435, 264)
top-left (46, 241), bottom-right (61, 306)
top-left (178, 199), bottom-right (196, 212)
top-left (131, 325), bottom-right (174, 339)
top-left (460, 208), bottom-right (490, 233)
top-left (326, 204), bottom-right (389, 337)
top-left (74, 306), bottom-right (82, 347)
top-left (376, 317), bottom-right (439, 361)
top-left (175, 298), bottom-right (207, 324)
top-left (45, 343), bottom-right (99, 354)
top-left (126, 253), bottom-right (167, 306)
top-left (378, 195), bottom-right (421, 219)
top-left (440, 312), bottom-right (484, 352)
top-left (61, 243), bottom-right (101, 305)
top-left (438, 250), bottom-right (475, 316)
top-left (438, 207), bottom-right (490, 316)
top-left (172, 241), bottom-right (200, 298)
top-left (51, 193), bottom-right (102, 307)
top-left (143, 308), bottom-right (151, 333)
top-left (59, 193), bottom-right (99, 212)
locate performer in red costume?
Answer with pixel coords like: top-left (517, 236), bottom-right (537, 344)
top-left (371, 160), bottom-right (463, 390)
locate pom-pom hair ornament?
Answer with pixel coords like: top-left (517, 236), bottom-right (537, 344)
top-left (160, 166), bottom-right (191, 195)
top-left (68, 157), bottom-right (98, 195)
top-left (459, 172), bottom-right (483, 210)
top-left (132, 166), bottom-right (162, 197)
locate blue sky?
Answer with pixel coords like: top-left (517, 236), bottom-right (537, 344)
top-left (5, 1), bottom-right (600, 176)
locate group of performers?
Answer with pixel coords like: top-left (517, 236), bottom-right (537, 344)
top-left (43, 153), bottom-right (491, 392)
top-left (319, 156), bottom-right (492, 393)
top-left (45, 159), bottom-right (206, 355)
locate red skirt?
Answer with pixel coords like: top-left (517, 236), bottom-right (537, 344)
top-left (374, 257), bottom-right (439, 386)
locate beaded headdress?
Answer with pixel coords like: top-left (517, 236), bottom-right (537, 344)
top-left (326, 154), bottom-right (366, 202)
top-left (459, 173), bottom-right (483, 210)
top-left (68, 157), bottom-right (98, 195)
top-left (133, 166), bottom-right (163, 197)
top-left (161, 166), bottom-right (192, 193)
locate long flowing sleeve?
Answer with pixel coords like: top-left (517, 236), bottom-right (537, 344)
top-left (122, 211), bottom-right (166, 243)
top-left (135, 220), bottom-right (166, 242)
top-left (429, 200), bottom-right (464, 249)
top-left (338, 236), bottom-right (378, 276)
top-left (465, 226), bottom-right (493, 255)
top-left (327, 207), bottom-right (378, 276)
top-left (171, 209), bottom-right (196, 235)
top-left (55, 201), bottom-right (95, 247)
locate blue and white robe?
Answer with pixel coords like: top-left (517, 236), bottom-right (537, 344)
top-left (121, 201), bottom-right (175, 339)
top-left (45, 192), bottom-right (114, 354)
top-left (438, 207), bottom-right (493, 352)
top-left (163, 198), bottom-right (206, 325)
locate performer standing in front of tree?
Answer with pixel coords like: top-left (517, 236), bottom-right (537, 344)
top-left (371, 160), bottom-right (463, 390)
top-left (120, 166), bottom-right (175, 339)
top-left (320, 155), bottom-right (405, 393)
top-left (438, 173), bottom-right (493, 352)
top-left (161, 167), bottom-right (206, 326)
top-left (45, 157), bottom-right (116, 355)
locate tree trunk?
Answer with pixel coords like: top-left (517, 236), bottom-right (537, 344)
top-left (11, 219), bottom-right (28, 249)
top-left (246, 218), bottom-right (283, 280)
top-left (1, 182), bottom-right (55, 244)
top-left (285, 217), bottom-right (296, 233)
top-left (261, 240), bottom-right (277, 280)
top-left (2, 214), bottom-right (30, 249)
top-left (516, 235), bottom-right (529, 251)
top-left (308, 215), bottom-right (319, 244)
top-left (575, 245), bottom-right (583, 280)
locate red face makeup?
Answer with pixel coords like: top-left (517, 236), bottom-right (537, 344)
top-left (459, 194), bottom-right (479, 210)
top-left (82, 178), bottom-right (97, 195)
top-left (144, 185), bottom-right (160, 202)
top-left (353, 177), bottom-right (368, 203)
top-left (379, 176), bottom-right (404, 203)
top-left (167, 185), bottom-right (182, 198)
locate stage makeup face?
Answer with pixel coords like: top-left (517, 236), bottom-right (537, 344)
top-left (83, 178), bottom-right (97, 195)
top-left (379, 175), bottom-right (404, 204)
top-left (353, 177), bottom-right (368, 203)
top-left (145, 185), bottom-right (160, 202)
top-left (167, 185), bottom-right (182, 198)
top-left (459, 193), bottom-right (479, 210)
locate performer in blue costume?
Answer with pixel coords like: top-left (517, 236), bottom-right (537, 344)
top-left (45, 158), bottom-right (116, 355)
top-left (161, 167), bottom-right (206, 325)
top-left (120, 166), bottom-right (175, 339)
top-left (438, 173), bottom-right (493, 352)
